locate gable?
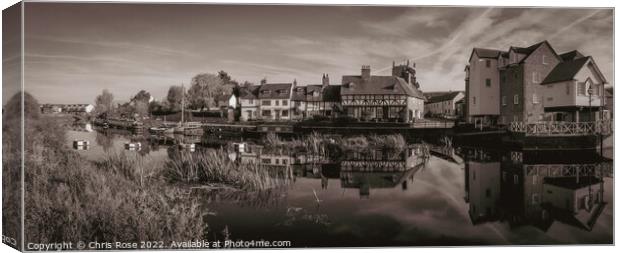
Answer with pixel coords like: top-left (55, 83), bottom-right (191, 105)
top-left (575, 59), bottom-right (606, 84)
top-left (522, 41), bottom-right (562, 65)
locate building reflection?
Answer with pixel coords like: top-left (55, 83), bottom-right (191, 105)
top-left (463, 148), bottom-right (611, 231)
top-left (229, 144), bottom-right (428, 198)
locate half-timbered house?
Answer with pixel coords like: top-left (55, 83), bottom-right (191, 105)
top-left (341, 62), bottom-right (425, 122)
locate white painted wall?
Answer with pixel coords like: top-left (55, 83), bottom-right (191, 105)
top-left (468, 54), bottom-right (500, 116)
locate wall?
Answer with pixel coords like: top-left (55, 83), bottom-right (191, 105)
top-left (467, 54), bottom-right (500, 118)
top-left (407, 96), bottom-right (424, 120)
top-left (239, 98), bottom-right (259, 121)
top-left (260, 98), bottom-right (292, 120)
top-left (467, 161), bottom-right (501, 221)
top-left (499, 65), bottom-right (524, 124)
top-left (522, 44), bottom-right (561, 123)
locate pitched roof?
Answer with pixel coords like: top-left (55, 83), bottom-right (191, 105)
top-left (291, 86), bottom-right (307, 101)
top-left (341, 75), bottom-right (425, 99)
top-left (513, 41), bottom-right (561, 64)
top-left (238, 85), bottom-right (260, 99)
top-left (291, 84), bottom-right (342, 102)
top-left (425, 91), bottom-right (464, 104)
top-left (541, 57), bottom-right (590, 85)
top-left (258, 83), bottom-right (292, 99)
top-left (469, 48), bottom-right (506, 62)
top-left (559, 50), bottom-right (585, 61)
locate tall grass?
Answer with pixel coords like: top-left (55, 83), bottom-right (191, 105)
top-left (10, 92), bottom-right (207, 245)
top-left (165, 148), bottom-right (292, 191)
top-left (263, 132), bottom-right (408, 153)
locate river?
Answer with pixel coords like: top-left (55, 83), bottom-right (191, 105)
top-left (65, 125), bottom-right (613, 246)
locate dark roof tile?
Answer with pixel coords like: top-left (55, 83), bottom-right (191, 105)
top-left (541, 57), bottom-right (590, 85)
top-left (341, 75), bottom-right (425, 99)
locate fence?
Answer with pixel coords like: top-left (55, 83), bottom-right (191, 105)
top-left (509, 120), bottom-right (612, 136)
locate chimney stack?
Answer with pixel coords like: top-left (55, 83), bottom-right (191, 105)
top-left (322, 73), bottom-right (330, 86)
top-left (361, 65), bottom-right (371, 81)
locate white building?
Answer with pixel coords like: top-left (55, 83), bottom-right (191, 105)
top-left (424, 91), bottom-right (465, 118)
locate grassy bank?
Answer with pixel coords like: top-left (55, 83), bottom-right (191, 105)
top-left (4, 92), bottom-right (207, 245)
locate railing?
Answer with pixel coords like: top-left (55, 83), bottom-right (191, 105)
top-left (509, 120), bottom-right (612, 136)
top-left (525, 162), bottom-right (613, 178)
top-left (412, 121), bottom-right (455, 129)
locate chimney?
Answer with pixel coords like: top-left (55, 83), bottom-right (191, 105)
top-left (322, 73), bottom-right (330, 86)
top-left (361, 65), bottom-right (371, 81)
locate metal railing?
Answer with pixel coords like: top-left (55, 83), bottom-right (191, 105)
top-left (509, 120), bottom-right (612, 136)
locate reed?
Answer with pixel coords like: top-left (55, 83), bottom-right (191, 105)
top-left (9, 92), bottom-right (207, 245)
top-left (165, 148), bottom-right (292, 191)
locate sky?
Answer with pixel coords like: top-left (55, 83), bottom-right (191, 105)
top-left (12, 3), bottom-right (613, 104)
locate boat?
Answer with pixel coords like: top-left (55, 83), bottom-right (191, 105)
top-left (172, 83), bottom-right (205, 136)
top-left (124, 142), bottom-right (142, 151)
top-left (149, 126), bottom-right (174, 134)
top-left (178, 143), bottom-right (196, 152)
top-left (72, 140), bottom-right (90, 150)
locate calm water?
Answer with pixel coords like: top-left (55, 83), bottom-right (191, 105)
top-left (66, 125), bottom-right (614, 246)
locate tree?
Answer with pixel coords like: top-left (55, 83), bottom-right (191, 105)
top-left (166, 85), bottom-right (184, 112)
top-left (94, 89), bottom-right (114, 117)
top-left (187, 73), bottom-right (226, 111)
top-left (131, 90), bottom-right (151, 116)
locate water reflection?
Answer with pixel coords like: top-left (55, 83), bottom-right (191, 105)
top-left (463, 148), bottom-right (611, 232)
top-left (65, 126), bottom-right (613, 245)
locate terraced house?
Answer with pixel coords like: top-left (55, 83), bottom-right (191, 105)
top-left (291, 74), bottom-right (342, 120)
top-left (238, 85), bottom-right (260, 121)
top-left (465, 41), bottom-right (608, 127)
top-left (258, 82), bottom-right (294, 121)
top-left (424, 91), bottom-right (465, 119)
top-left (341, 62), bottom-right (425, 122)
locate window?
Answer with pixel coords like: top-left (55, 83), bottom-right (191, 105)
top-left (262, 110), bottom-right (271, 116)
top-left (513, 115), bottom-right (519, 122)
top-left (294, 101), bottom-right (300, 107)
top-left (282, 100), bottom-right (288, 106)
top-left (473, 96), bottom-right (476, 105)
top-left (485, 78), bottom-right (491, 87)
top-left (578, 82), bottom-right (586, 95)
top-left (281, 110), bottom-right (289, 117)
top-left (502, 96), bottom-right (506, 106)
top-left (593, 84), bottom-right (600, 96)
top-left (532, 72), bottom-right (540, 83)
top-left (532, 93), bottom-right (539, 104)
top-left (275, 100), bottom-right (279, 106)
top-left (249, 99), bottom-right (254, 105)
top-left (514, 94), bottom-right (519, 105)
top-left (486, 59), bottom-right (491, 68)
top-left (262, 100), bottom-right (271, 106)
top-left (262, 158), bottom-right (271, 164)
top-left (542, 55), bottom-right (548, 65)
